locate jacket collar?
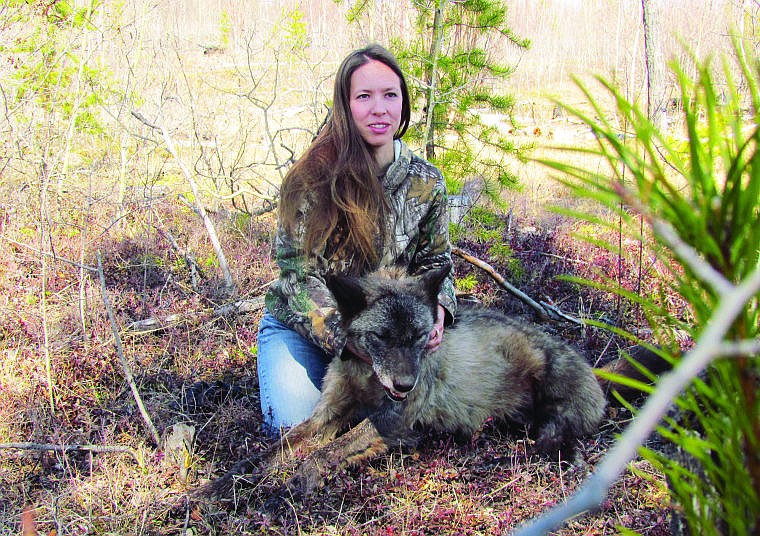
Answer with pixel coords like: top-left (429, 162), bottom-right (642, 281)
top-left (382, 139), bottom-right (413, 191)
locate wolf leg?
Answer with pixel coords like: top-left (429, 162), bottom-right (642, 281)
top-left (287, 404), bottom-right (418, 494)
top-left (284, 417), bottom-right (388, 493)
top-left (268, 357), bottom-right (370, 466)
top-left (200, 362), bottom-right (364, 499)
top-left (266, 397), bottom-right (359, 471)
top-left (533, 359), bottom-right (606, 457)
top-left (195, 417), bottom-right (334, 499)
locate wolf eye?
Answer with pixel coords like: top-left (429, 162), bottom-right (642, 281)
top-left (367, 332), bottom-right (384, 343)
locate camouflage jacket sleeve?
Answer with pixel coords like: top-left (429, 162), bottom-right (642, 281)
top-left (264, 205), bottom-right (348, 357)
top-left (382, 142), bottom-right (457, 325)
top-left (404, 165), bottom-right (457, 326)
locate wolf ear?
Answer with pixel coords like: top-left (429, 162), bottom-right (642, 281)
top-left (419, 264), bottom-right (451, 304)
top-left (325, 274), bottom-right (367, 322)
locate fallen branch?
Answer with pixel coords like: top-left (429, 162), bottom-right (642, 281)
top-left (127, 282), bottom-right (272, 335)
top-left (452, 247), bottom-right (582, 325)
top-left (0, 442), bottom-right (145, 468)
top-left (213, 295), bottom-right (266, 317)
top-left (126, 313), bottom-right (184, 334)
top-left (212, 279), bottom-right (273, 316)
top-left (97, 251), bottom-right (161, 446)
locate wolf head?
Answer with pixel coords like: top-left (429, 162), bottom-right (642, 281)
top-left (327, 265), bottom-right (450, 401)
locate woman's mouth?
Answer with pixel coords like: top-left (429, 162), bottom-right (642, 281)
top-left (368, 123), bottom-right (390, 135)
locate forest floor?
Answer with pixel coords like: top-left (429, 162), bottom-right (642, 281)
top-left (0, 148), bottom-right (681, 534)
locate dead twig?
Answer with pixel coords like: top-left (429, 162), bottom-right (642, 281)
top-left (213, 295), bottom-right (266, 316)
top-left (96, 251), bottom-right (161, 446)
top-left (2, 236), bottom-right (97, 272)
top-left (126, 314), bottom-right (184, 334)
top-left (127, 281), bottom-right (272, 335)
top-left (212, 279), bottom-right (273, 316)
top-left (126, 280), bottom-right (273, 335)
top-left (153, 221), bottom-right (204, 290)
top-left (0, 442), bottom-right (145, 468)
top-left (452, 247), bottom-right (583, 325)
top-left (177, 193), bottom-right (202, 218)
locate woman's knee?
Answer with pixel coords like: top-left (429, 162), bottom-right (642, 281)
top-left (256, 312), bottom-right (330, 431)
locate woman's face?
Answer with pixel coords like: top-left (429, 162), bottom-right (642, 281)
top-left (349, 59), bottom-right (403, 168)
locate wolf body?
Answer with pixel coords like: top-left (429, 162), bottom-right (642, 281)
top-left (205, 265), bottom-right (661, 497)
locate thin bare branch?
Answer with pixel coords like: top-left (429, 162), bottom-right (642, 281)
top-left (162, 122), bottom-right (236, 293)
top-left (213, 295), bottom-right (267, 317)
top-left (2, 236), bottom-right (97, 272)
top-left (452, 247), bottom-right (583, 324)
top-left (96, 251), bottom-right (161, 446)
top-left (125, 314), bottom-right (184, 334)
top-left (0, 442), bottom-right (144, 468)
top-left (153, 217), bottom-right (204, 290)
top-left (131, 109), bottom-right (236, 294)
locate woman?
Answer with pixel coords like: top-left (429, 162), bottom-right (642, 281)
top-left (257, 44), bottom-right (457, 434)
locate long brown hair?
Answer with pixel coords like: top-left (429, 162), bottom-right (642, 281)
top-left (278, 44), bottom-right (411, 274)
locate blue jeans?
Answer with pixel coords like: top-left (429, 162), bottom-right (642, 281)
top-left (256, 311), bottom-right (331, 435)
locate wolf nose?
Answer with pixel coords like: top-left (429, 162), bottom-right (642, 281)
top-left (393, 378), bottom-right (416, 393)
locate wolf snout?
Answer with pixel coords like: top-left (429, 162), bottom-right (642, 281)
top-left (392, 377), bottom-right (416, 394)
top-left (383, 375), bottom-right (417, 402)
top-left (372, 352), bottom-right (420, 401)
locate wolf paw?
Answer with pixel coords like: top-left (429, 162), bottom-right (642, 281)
top-left (285, 459), bottom-right (325, 496)
top-left (534, 429), bottom-right (577, 461)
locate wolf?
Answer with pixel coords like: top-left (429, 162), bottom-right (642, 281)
top-left (203, 264), bottom-right (667, 497)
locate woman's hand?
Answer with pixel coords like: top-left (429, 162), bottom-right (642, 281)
top-left (425, 304), bottom-right (446, 352)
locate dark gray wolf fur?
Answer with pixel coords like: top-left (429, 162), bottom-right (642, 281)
top-left (203, 265), bottom-right (667, 497)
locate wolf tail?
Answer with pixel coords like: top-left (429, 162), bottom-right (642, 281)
top-left (596, 345), bottom-right (674, 406)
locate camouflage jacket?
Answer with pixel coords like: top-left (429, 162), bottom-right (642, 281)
top-left (265, 140), bottom-right (457, 358)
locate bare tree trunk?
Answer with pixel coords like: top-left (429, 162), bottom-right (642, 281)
top-left (424, 0), bottom-right (449, 161)
top-left (642, 0), bottom-right (668, 131)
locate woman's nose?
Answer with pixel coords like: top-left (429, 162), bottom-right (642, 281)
top-left (370, 98), bottom-right (386, 115)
